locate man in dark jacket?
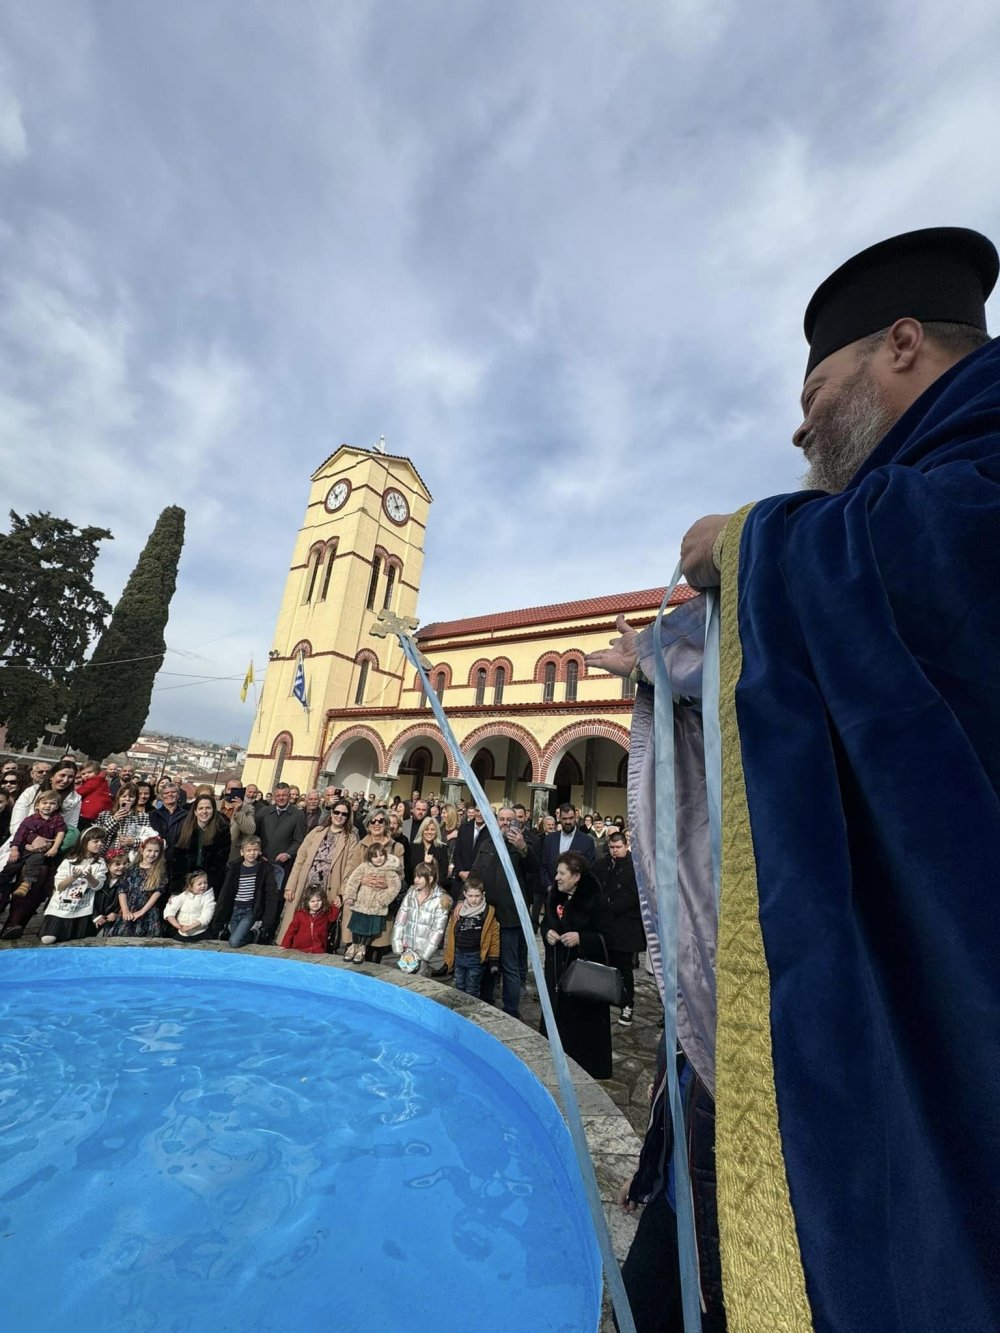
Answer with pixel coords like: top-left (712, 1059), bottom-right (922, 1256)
top-left (596, 831), bottom-right (646, 1025)
top-left (470, 806), bottom-right (537, 1018)
top-left (451, 803), bottom-right (487, 887)
top-left (254, 782), bottom-right (306, 891)
top-left (541, 803), bottom-right (595, 891)
top-left (150, 783), bottom-right (188, 869)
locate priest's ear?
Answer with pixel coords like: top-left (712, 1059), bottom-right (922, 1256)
top-left (882, 317), bottom-right (925, 372)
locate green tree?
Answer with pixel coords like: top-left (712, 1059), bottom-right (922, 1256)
top-left (0, 512), bottom-right (113, 749)
top-left (66, 506), bottom-right (186, 758)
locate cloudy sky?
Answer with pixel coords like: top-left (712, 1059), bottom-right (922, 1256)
top-left (2, 1), bottom-right (999, 746)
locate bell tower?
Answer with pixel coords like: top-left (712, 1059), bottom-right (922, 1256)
top-left (244, 444), bottom-right (432, 793)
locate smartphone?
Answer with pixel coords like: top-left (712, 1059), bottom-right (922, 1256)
top-left (227, 786), bottom-right (246, 802)
top-left (507, 818), bottom-right (522, 835)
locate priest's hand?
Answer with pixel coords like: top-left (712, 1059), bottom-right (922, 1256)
top-left (584, 615), bottom-right (639, 678)
top-left (680, 514), bottom-right (731, 588)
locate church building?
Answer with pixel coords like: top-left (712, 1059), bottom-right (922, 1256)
top-left (242, 444), bottom-right (693, 820)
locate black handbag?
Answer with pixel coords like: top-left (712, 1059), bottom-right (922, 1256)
top-left (558, 945), bottom-right (624, 1008)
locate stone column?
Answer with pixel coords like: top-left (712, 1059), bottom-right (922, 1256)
top-left (371, 772), bottom-right (393, 803)
top-left (504, 740), bottom-right (519, 804)
top-left (583, 738), bottom-right (598, 813)
top-left (441, 777), bottom-right (465, 807)
top-left (529, 782), bottom-right (557, 825)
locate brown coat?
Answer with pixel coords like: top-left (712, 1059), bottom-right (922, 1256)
top-left (277, 824), bottom-right (364, 942)
top-left (342, 834), bottom-right (405, 947)
top-left (443, 901), bottom-right (500, 967)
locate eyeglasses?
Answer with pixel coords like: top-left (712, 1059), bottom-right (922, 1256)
top-left (369, 817), bottom-right (386, 825)
top-left (331, 810), bottom-right (349, 818)
top-left (2, 778), bottom-right (18, 786)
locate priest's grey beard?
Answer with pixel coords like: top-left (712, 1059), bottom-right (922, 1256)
top-left (801, 363), bottom-right (896, 494)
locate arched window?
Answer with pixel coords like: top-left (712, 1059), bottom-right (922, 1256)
top-left (543, 661), bottom-right (556, 703)
top-left (621, 672), bottom-right (635, 700)
top-left (383, 564), bottom-right (396, 610)
top-left (272, 740), bottom-right (288, 789)
top-left (355, 658), bottom-right (370, 706)
top-left (475, 668), bottom-right (487, 706)
top-left (565, 660), bottom-right (578, 703)
top-left (435, 671), bottom-right (446, 703)
top-left (304, 550), bottom-right (322, 603)
top-left (493, 666), bottom-right (505, 706)
top-left (319, 545), bottom-right (337, 601)
top-left (366, 557), bottom-right (381, 611)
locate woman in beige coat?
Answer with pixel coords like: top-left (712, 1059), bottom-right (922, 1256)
top-left (344, 808), bottom-right (405, 958)
top-left (277, 799), bottom-right (363, 943)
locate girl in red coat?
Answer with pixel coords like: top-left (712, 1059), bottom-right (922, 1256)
top-left (281, 887), bottom-right (336, 954)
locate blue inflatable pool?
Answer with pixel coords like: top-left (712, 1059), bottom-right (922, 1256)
top-left (0, 948), bottom-right (601, 1331)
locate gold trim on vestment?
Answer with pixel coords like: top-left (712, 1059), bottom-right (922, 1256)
top-left (715, 505), bottom-right (814, 1332)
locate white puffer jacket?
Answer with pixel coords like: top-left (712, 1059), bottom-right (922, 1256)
top-left (391, 884), bottom-right (452, 962)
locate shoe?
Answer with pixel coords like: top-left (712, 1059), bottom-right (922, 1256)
top-left (352, 949), bottom-right (365, 965)
top-left (344, 944), bottom-right (357, 962)
top-left (1, 925), bottom-right (24, 940)
top-left (429, 963), bottom-right (448, 978)
top-left (618, 1006), bottom-right (634, 1027)
top-left (12, 882), bottom-right (31, 899)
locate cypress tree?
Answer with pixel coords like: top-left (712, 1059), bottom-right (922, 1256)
top-left (66, 506), bottom-right (186, 758)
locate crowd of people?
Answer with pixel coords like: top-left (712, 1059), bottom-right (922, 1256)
top-left (0, 758), bottom-right (647, 1075)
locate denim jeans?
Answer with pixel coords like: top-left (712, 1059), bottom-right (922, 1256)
top-left (228, 903), bottom-right (255, 948)
top-left (453, 949), bottom-right (483, 996)
top-left (480, 926), bottom-right (522, 1016)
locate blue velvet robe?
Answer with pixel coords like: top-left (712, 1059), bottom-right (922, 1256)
top-left (737, 337), bottom-right (1000, 1332)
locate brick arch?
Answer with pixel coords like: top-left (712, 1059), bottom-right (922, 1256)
top-left (322, 725), bottom-right (388, 775)
top-left (540, 720), bottom-right (630, 784)
top-left (269, 730), bottom-right (294, 758)
top-left (354, 648), bottom-right (379, 668)
top-left (461, 722), bottom-right (543, 782)
top-left (561, 650), bottom-right (587, 681)
top-left (384, 553), bottom-right (403, 574)
top-left (467, 658), bottom-right (492, 688)
top-left (307, 539), bottom-right (326, 559)
top-left (373, 544), bottom-right (391, 564)
top-left (489, 656), bottom-right (514, 683)
top-left (290, 639), bottom-right (313, 658)
top-left (386, 725), bottom-right (458, 779)
top-left (533, 652), bottom-right (561, 684)
top-left (430, 662), bottom-right (453, 689)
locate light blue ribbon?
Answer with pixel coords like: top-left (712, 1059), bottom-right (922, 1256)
top-left (652, 562), bottom-right (705, 1333)
top-left (393, 631), bottom-right (637, 1333)
top-left (702, 590), bottom-right (722, 913)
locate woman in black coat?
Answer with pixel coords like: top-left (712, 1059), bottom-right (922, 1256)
top-left (540, 850), bottom-right (614, 1080)
top-left (169, 794), bottom-right (232, 894)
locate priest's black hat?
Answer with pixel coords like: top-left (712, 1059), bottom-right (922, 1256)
top-left (803, 227), bottom-right (998, 378)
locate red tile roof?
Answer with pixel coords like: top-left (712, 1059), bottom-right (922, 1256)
top-left (418, 583), bottom-right (699, 641)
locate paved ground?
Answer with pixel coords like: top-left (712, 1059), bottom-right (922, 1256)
top-left (3, 909), bottom-right (662, 1139)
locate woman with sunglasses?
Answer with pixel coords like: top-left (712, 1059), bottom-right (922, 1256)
top-left (277, 797), bottom-right (363, 945)
top-left (344, 808), bottom-right (406, 961)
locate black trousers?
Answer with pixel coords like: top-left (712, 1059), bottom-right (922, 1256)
top-left (609, 949), bottom-right (636, 1007)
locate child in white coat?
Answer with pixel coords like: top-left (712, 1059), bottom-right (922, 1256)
top-left (163, 870), bottom-right (216, 941)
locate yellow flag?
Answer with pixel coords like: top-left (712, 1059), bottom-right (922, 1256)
top-left (240, 660), bottom-right (255, 702)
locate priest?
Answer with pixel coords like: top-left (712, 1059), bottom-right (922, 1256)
top-left (598, 228), bottom-right (1000, 1333)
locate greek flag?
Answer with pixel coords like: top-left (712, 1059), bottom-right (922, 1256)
top-left (292, 654), bottom-right (308, 710)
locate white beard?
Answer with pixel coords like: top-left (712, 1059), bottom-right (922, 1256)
top-left (801, 366), bottom-right (896, 494)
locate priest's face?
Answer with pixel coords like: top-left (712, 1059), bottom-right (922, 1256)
top-left (794, 342), bottom-right (896, 494)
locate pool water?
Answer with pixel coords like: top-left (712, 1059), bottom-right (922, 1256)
top-left (0, 949), bottom-right (600, 1332)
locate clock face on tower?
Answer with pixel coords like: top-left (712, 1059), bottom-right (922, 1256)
top-left (325, 480), bottom-right (351, 513)
top-left (383, 488), bottom-right (409, 525)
